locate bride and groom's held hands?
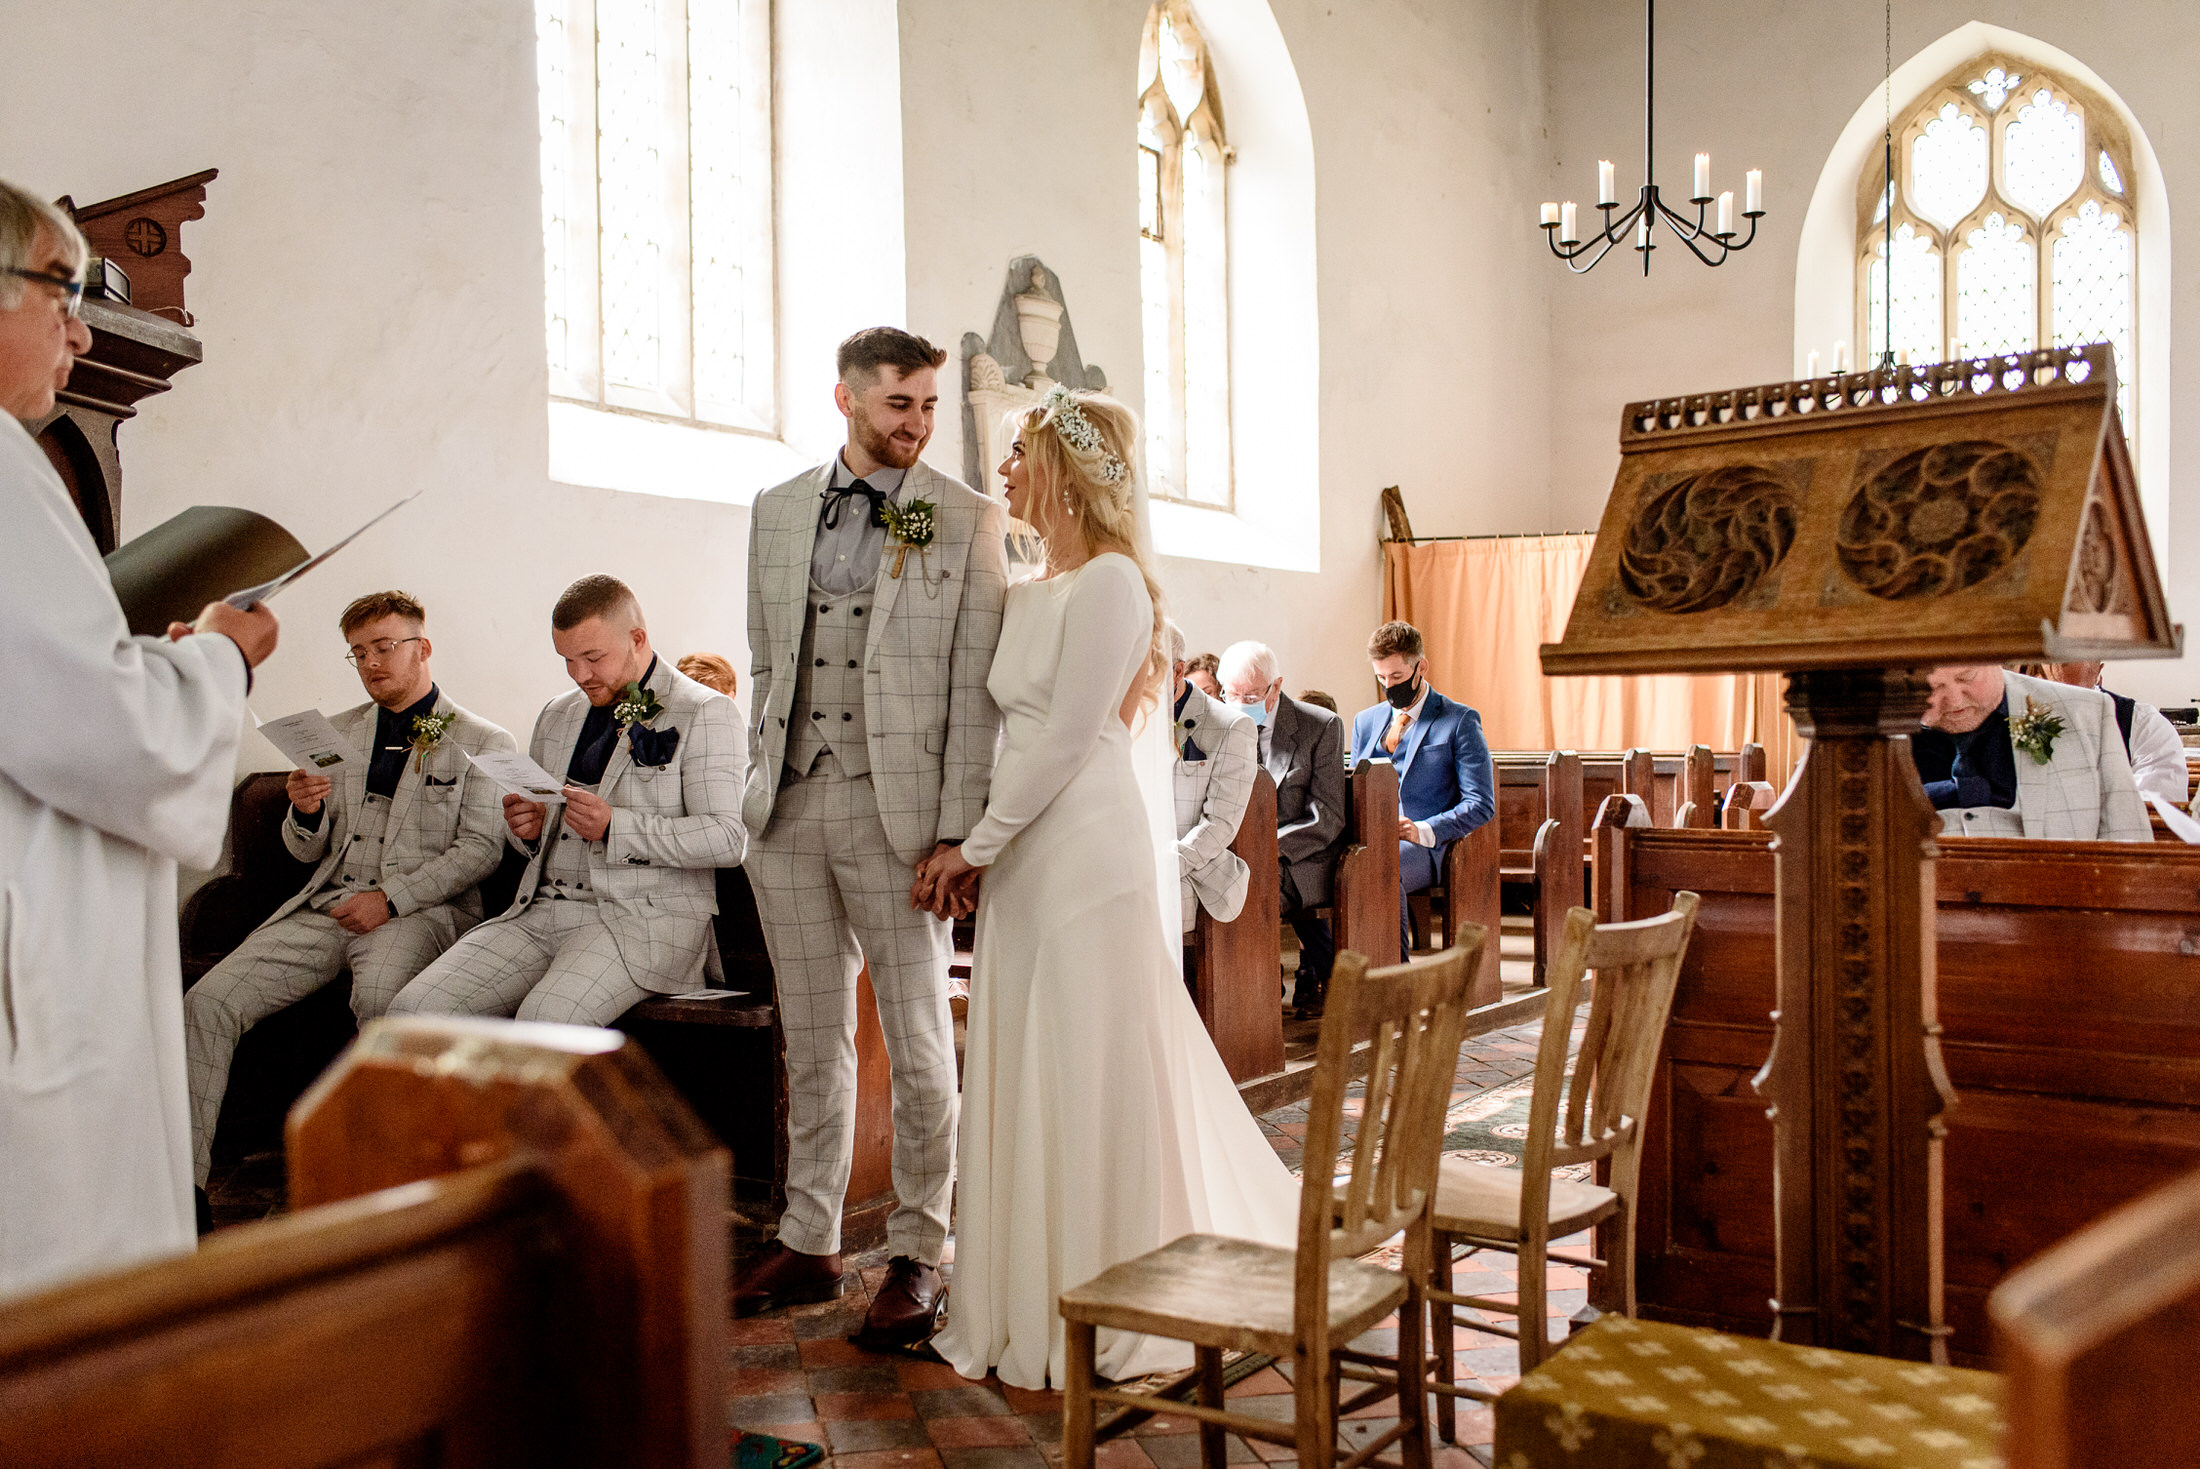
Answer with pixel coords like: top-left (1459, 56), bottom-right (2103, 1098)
top-left (910, 841), bottom-right (984, 920)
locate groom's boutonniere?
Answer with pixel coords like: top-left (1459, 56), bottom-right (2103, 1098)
top-left (2009, 696), bottom-right (2065, 765)
top-left (407, 710), bottom-right (456, 773)
top-left (615, 681), bottom-right (679, 769)
top-left (881, 498), bottom-right (937, 579)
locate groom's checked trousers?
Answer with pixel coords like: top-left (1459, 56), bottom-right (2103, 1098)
top-left (747, 752), bottom-right (958, 1262)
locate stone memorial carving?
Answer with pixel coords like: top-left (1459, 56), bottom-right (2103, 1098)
top-left (960, 257), bottom-right (1108, 502)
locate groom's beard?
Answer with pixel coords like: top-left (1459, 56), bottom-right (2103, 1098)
top-left (851, 405), bottom-right (929, 470)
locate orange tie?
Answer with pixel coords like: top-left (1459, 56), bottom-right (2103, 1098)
top-left (1383, 709), bottom-right (1412, 754)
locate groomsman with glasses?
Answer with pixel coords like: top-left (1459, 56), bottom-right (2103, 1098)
top-left (182, 591), bottom-right (512, 1216)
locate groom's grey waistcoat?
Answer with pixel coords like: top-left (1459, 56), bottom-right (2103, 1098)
top-left (786, 585), bottom-right (874, 779)
top-left (746, 458), bottom-right (1010, 864)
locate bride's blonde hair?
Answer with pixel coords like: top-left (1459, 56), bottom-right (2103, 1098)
top-left (1017, 388), bottom-right (1169, 717)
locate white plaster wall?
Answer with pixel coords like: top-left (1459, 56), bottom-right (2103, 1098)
top-left (900, 0), bottom-right (1557, 703)
top-left (1541, 0), bottom-right (2200, 705)
top-left (1, 0), bottom-right (759, 767)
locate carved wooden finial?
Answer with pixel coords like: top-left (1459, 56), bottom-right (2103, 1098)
top-left (66, 168), bottom-right (218, 326)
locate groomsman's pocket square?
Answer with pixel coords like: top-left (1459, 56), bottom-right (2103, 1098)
top-left (423, 774), bottom-right (459, 787)
top-left (627, 724), bottom-right (680, 768)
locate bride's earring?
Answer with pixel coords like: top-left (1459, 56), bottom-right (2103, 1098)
top-left (1062, 488), bottom-right (1077, 515)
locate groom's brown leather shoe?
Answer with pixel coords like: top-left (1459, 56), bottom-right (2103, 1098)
top-left (731, 1240), bottom-right (844, 1318)
top-left (851, 1256), bottom-right (947, 1349)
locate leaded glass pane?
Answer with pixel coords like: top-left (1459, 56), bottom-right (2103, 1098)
top-left (1908, 102), bottom-right (1988, 230)
top-left (2098, 149), bottom-right (2124, 194)
top-left (1140, 229), bottom-right (1174, 499)
top-left (599, 0), bottom-right (666, 392)
top-left (536, 0), bottom-right (572, 376)
top-left (690, 0), bottom-right (745, 410)
top-left (1139, 144), bottom-right (1163, 240)
top-left (1158, 10), bottom-right (1204, 123)
top-left (1867, 224), bottom-right (1942, 364)
top-left (1873, 175), bottom-right (1891, 224)
top-left (2004, 87), bottom-right (2085, 219)
top-left (1181, 135), bottom-right (1230, 507)
top-left (1955, 212), bottom-right (2035, 357)
top-left (1968, 67), bottom-right (2021, 112)
top-left (2052, 199), bottom-right (2135, 423)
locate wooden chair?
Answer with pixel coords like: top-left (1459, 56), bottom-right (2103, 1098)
top-left (0, 1017), bottom-right (727, 1468)
top-left (1424, 893), bottom-right (1700, 1443)
top-left (1992, 1163), bottom-right (2200, 1468)
top-left (1060, 932), bottom-right (1487, 1469)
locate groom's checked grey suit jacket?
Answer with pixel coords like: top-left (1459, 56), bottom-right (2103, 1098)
top-left (745, 458), bottom-right (1009, 864)
top-left (491, 659), bottom-right (749, 989)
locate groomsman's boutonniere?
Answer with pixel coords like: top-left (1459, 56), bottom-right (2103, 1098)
top-left (408, 711), bottom-right (456, 773)
top-left (881, 498), bottom-right (937, 579)
top-left (2009, 697), bottom-right (2065, 765)
top-left (614, 681), bottom-right (664, 729)
top-left (616, 681), bottom-right (679, 769)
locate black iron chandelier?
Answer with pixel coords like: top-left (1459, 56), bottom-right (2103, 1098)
top-left (1539, 0), bottom-right (1765, 275)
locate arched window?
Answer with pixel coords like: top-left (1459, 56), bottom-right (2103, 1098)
top-left (1139, 0), bottom-right (1232, 509)
top-left (1859, 55), bottom-right (2138, 431)
top-left (535, 0), bottom-right (773, 433)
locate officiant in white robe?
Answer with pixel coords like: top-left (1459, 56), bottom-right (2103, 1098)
top-left (0, 180), bottom-right (275, 1300)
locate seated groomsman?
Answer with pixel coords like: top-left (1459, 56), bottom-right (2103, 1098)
top-left (184, 591), bottom-right (512, 1194)
top-left (1169, 621), bottom-right (1258, 934)
top-left (1219, 640), bottom-right (1346, 1015)
top-left (391, 575), bottom-right (748, 1023)
top-left (1916, 662), bottom-right (2150, 840)
top-left (1348, 621), bottom-right (1495, 946)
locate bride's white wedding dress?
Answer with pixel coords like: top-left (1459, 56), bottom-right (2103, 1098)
top-left (933, 552), bottom-right (1299, 1391)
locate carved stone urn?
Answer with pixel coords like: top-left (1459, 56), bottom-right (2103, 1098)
top-left (1013, 266), bottom-right (1063, 389)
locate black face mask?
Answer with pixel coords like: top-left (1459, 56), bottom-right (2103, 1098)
top-left (1379, 673), bottom-right (1422, 710)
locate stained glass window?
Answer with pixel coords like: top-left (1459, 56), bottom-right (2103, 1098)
top-left (534, 0), bottom-right (772, 431)
top-left (1857, 55), bottom-right (2138, 437)
top-left (1139, 0), bottom-right (1232, 510)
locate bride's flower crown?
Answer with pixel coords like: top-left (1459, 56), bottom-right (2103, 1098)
top-left (1038, 385), bottom-right (1129, 490)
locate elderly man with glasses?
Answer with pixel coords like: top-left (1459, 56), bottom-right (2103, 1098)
top-left (182, 591), bottom-right (512, 1218)
top-left (0, 177), bottom-right (278, 1297)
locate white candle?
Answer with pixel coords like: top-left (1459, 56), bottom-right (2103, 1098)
top-left (1746, 168), bottom-right (1764, 214)
top-left (1716, 191), bottom-right (1735, 236)
top-left (1834, 339), bottom-right (1850, 373)
top-left (1898, 347), bottom-right (1911, 366)
top-left (1560, 201), bottom-right (1579, 243)
top-left (1636, 216), bottom-right (1650, 250)
top-left (1694, 153), bottom-right (1711, 201)
top-left (1598, 160), bottom-right (1616, 206)
top-left (1807, 348), bottom-right (1820, 378)
top-left (1540, 201), bottom-right (1560, 227)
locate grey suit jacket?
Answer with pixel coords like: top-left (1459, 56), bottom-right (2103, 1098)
top-left (1173, 685), bottom-right (1259, 926)
top-left (274, 693), bottom-right (514, 923)
top-left (744, 457), bottom-right (1008, 865)
top-left (1940, 669), bottom-right (2152, 842)
top-left (1265, 693), bottom-right (1348, 907)
top-left (487, 659), bottom-right (749, 991)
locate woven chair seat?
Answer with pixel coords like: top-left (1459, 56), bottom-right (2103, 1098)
top-left (1432, 1158), bottom-right (1619, 1241)
top-left (1061, 1233), bottom-right (1406, 1357)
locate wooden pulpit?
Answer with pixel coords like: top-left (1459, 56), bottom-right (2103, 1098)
top-left (1542, 344), bottom-right (2178, 1362)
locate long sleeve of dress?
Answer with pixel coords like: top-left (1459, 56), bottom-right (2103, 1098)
top-left (960, 556), bottom-right (1148, 867)
top-left (0, 422), bottom-right (246, 869)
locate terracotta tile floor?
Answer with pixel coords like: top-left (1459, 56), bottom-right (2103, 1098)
top-left (729, 1017), bottom-right (1584, 1467)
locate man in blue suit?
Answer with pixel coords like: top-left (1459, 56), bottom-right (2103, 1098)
top-left (1347, 621), bottom-right (1495, 947)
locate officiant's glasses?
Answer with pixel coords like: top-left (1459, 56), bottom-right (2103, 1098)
top-left (345, 637), bottom-right (424, 666)
top-left (3, 267), bottom-right (85, 318)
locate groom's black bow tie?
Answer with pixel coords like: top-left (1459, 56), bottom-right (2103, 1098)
top-left (821, 478), bottom-right (888, 530)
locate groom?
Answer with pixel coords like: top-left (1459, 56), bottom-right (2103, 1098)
top-left (735, 327), bottom-right (1009, 1343)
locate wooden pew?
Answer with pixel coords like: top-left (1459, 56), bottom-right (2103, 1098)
top-left (1579, 745), bottom-right (1752, 830)
top-left (1492, 751), bottom-right (1587, 983)
top-left (1188, 770), bottom-right (1285, 1082)
top-left (1718, 779), bottom-right (1776, 830)
top-left (1413, 813), bottom-right (1502, 1008)
top-left (1596, 826), bottom-right (2200, 1363)
top-left (0, 1018), bottom-right (726, 1468)
top-left (1331, 758), bottom-right (1402, 970)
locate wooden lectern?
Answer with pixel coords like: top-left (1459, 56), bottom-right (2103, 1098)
top-left (1542, 344), bottom-right (2177, 1362)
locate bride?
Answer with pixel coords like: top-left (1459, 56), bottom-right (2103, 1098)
top-left (911, 387), bottom-right (1299, 1391)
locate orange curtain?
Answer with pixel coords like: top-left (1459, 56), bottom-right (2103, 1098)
top-left (1381, 536), bottom-right (1799, 782)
